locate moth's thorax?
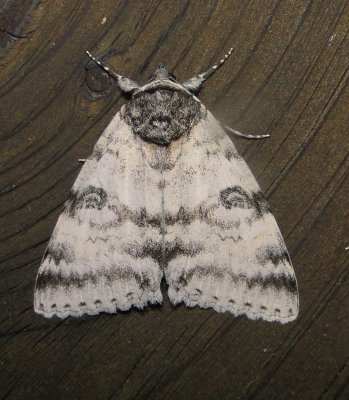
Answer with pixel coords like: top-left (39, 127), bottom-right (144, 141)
top-left (122, 89), bottom-right (205, 145)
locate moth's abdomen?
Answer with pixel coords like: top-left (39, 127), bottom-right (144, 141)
top-left (122, 89), bottom-right (206, 145)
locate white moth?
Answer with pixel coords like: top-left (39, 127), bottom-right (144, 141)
top-left (34, 48), bottom-right (299, 323)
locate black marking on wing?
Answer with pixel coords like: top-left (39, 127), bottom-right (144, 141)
top-left (176, 265), bottom-right (297, 294)
top-left (36, 267), bottom-right (157, 292)
top-left (66, 186), bottom-right (107, 216)
top-left (246, 273), bottom-right (297, 294)
top-left (90, 145), bottom-right (104, 161)
top-left (224, 147), bottom-right (240, 161)
top-left (252, 191), bottom-right (270, 217)
top-left (122, 239), bottom-right (163, 265)
top-left (121, 207), bottom-right (194, 229)
top-left (166, 206), bottom-right (193, 226)
top-left (220, 186), bottom-right (270, 218)
top-left (43, 242), bottom-right (75, 266)
top-left (122, 238), bottom-right (202, 268)
top-left (36, 269), bottom-right (95, 290)
top-left (256, 245), bottom-right (291, 266)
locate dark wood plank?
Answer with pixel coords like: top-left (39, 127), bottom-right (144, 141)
top-left (0, 1), bottom-right (348, 399)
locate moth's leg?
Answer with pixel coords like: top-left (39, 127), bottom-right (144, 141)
top-left (86, 51), bottom-right (139, 94)
top-left (223, 124), bottom-right (270, 140)
top-left (182, 48), bottom-right (233, 93)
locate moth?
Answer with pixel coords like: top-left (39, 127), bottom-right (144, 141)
top-left (34, 48), bottom-right (299, 323)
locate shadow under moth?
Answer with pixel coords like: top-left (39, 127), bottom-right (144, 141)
top-left (34, 48), bottom-right (299, 323)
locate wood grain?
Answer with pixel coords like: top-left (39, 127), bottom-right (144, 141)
top-left (0, 1), bottom-right (348, 399)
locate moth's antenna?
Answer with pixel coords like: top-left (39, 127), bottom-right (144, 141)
top-left (86, 51), bottom-right (140, 94)
top-left (182, 47), bottom-right (233, 93)
top-left (223, 124), bottom-right (270, 140)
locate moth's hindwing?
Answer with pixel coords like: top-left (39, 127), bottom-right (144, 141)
top-left (163, 111), bottom-right (299, 323)
top-left (34, 110), bottom-right (163, 318)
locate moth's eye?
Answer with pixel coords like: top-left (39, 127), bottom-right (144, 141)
top-left (220, 187), bottom-right (250, 209)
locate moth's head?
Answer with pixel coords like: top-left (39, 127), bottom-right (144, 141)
top-left (129, 63), bottom-right (187, 97)
top-left (149, 64), bottom-right (177, 83)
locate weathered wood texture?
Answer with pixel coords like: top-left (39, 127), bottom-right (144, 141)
top-left (0, 1), bottom-right (348, 399)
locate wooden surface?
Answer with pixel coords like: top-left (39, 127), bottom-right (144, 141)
top-left (0, 1), bottom-right (348, 399)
